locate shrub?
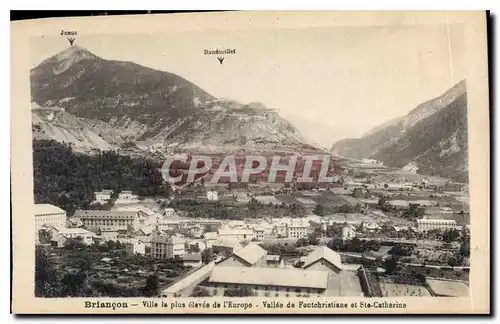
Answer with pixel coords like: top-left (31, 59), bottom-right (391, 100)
top-left (224, 287), bottom-right (254, 297)
top-left (191, 287), bottom-right (211, 297)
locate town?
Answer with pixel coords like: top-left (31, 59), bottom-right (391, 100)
top-left (35, 157), bottom-right (470, 299)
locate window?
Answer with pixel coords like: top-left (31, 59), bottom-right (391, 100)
top-left (295, 288), bottom-right (301, 294)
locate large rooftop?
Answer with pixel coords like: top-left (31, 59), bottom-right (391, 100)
top-left (233, 244), bottom-right (268, 265)
top-left (302, 246), bottom-right (342, 270)
top-left (34, 203), bottom-right (66, 216)
top-left (73, 210), bottom-right (138, 219)
top-left (209, 266), bottom-right (329, 289)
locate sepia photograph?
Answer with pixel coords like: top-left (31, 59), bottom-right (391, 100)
top-left (11, 11), bottom-right (490, 314)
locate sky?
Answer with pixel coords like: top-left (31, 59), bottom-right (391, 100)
top-left (30, 24), bottom-right (465, 146)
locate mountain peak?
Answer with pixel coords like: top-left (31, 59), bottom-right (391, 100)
top-left (55, 45), bottom-right (97, 60)
top-left (38, 45), bottom-right (99, 75)
top-left (59, 44), bottom-right (93, 54)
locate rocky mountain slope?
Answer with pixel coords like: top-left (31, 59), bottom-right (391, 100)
top-left (31, 46), bottom-right (312, 152)
top-left (331, 80), bottom-right (468, 182)
top-left (331, 80), bottom-right (466, 158)
top-left (372, 93), bottom-right (468, 182)
top-left (31, 104), bottom-right (128, 152)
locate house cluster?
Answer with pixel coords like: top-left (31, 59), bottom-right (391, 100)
top-left (35, 203), bottom-right (205, 267)
top-left (34, 203), bottom-right (100, 249)
top-left (161, 244), bottom-right (365, 297)
top-left (206, 217), bottom-right (314, 243)
top-left (92, 189), bottom-right (139, 205)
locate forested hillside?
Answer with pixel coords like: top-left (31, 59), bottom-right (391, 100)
top-left (33, 139), bottom-right (167, 215)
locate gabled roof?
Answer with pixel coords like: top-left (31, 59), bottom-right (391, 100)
top-left (210, 266), bottom-right (329, 289)
top-left (34, 204), bottom-right (66, 215)
top-left (233, 244), bottom-right (267, 265)
top-left (302, 246), bottom-right (342, 270)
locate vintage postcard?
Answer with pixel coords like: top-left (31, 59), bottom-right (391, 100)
top-left (11, 11), bottom-right (490, 314)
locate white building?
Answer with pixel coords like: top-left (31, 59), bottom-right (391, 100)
top-left (208, 266), bottom-right (329, 296)
top-left (341, 225), bottom-right (356, 241)
top-left (203, 232), bottom-right (218, 248)
top-left (218, 228), bottom-right (256, 243)
top-left (34, 204), bottom-right (67, 232)
top-left (50, 227), bottom-right (95, 247)
top-left (206, 191), bottom-right (219, 201)
top-left (116, 206), bottom-right (159, 224)
top-left (164, 208), bottom-right (176, 217)
top-left (74, 210), bottom-right (145, 232)
top-left (125, 240), bottom-right (146, 255)
top-left (118, 190), bottom-right (138, 201)
top-left (150, 235), bottom-right (186, 259)
top-left (188, 225), bottom-right (204, 238)
top-left (416, 219), bottom-right (458, 232)
top-left (286, 220), bottom-right (310, 239)
top-left (271, 217), bottom-right (293, 237)
top-left (254, 227), bottom-right (265, 241)
top-left (94, 190), bottom-right (113, 203)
